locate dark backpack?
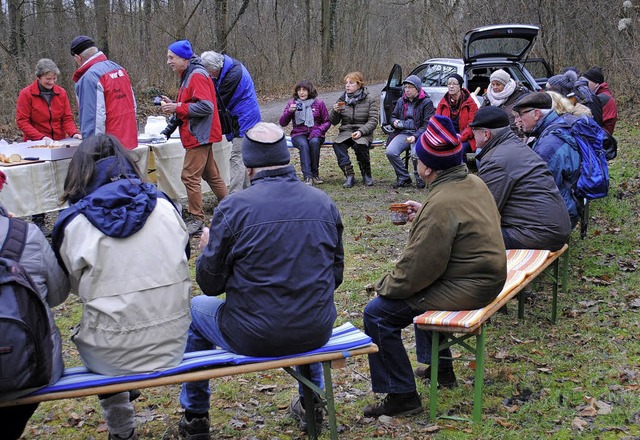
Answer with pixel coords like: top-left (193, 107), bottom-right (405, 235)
top-left (549, 116), bottom-right (610, 201)
top-left (0, 218), bottom-right (53, 394)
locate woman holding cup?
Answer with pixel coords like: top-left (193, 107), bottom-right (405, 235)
top-left (279, 80), bottom-right (330, 185)
top-left (329, 72), bottom-right (379, 188)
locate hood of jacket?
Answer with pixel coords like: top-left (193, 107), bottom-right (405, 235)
top-left (52, 156), bottom-right (161, 261)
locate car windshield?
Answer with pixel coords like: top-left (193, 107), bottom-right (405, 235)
top-left (413, 63), bottom-right (458, 87)
top-left (467, 36), bottom-right (532, 59)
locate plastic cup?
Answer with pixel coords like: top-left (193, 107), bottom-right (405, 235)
top-left (389, 203), bottom-right (409, 225)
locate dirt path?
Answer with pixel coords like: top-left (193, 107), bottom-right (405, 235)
top-left (258, 83), bottom-right (385, 124)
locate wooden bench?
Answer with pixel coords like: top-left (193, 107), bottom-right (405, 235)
top-left (0, 323), bottom-right (377, 440)
top-left (285, 136), bottom-right (386, 149)
top-left (413, 244), bottom-right (569, 422)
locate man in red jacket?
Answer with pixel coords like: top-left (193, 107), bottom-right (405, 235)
top-left (582, 66), bottom-right (618, 135)
top-left (160, 40), bottom-right (228, 235)
top-left (70, 36), bottom-right (138, 149)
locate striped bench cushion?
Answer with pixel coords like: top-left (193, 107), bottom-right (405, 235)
top-left (413, 249), bottom-right (553, 329)
top-left (18, 322), bottom-right (371, 398)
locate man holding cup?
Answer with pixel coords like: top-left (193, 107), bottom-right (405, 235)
top-left (362, 115), bottom-right (507, 417)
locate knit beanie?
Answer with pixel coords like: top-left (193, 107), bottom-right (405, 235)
top-left (490, 69), bottom-right (511, 86)
top-left (546, 74), bottom-right (575, 97)
top-left (70, 35), bottom-right (95, 56)
top-left (242, 122), bottom-right (290, 168)
top-left (447, 73), bottom-right (464, 87)
top-left (403, 75), bottom-right (422, 91)
top-left (168, 40), bottom-right (194, 60)
top-left (582, 67), bottom-right (604, 84)
top-left (415, 115), bottom-right (463, 170)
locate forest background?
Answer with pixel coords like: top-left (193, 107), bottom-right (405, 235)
top-left (0, 0), bottom-right (639, 137)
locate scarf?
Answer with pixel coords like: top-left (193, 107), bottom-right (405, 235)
top-left (344, 88), bottom-right (365, 106)
top-left (486, 79), bottom-right (517, 107)
top-left (446, 89), bottom-right (470, 120)
top-left (294, 99), bottom-right (315, 127)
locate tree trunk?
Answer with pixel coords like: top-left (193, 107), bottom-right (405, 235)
top-left (8, 0), bottom-right (24, 57)
top-left (95, 0), bottom-right (110, 56)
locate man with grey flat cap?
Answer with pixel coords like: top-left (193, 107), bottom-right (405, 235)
top-left (512, 92), bottom-right (581, 228)
top-left (470, 106), bottom-right (571, 250)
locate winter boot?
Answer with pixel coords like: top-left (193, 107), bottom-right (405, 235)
top-left (342, 164), bottom-right (356, 188)
top-left (414, 364), bottom-right (458, 388)
top-left (358, 160), bottom-right (373, 186)
top-left (362, 391), bottom-right (423, 418)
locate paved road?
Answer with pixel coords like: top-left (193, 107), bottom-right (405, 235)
top-left (258, 82), bottom-right (385, 124)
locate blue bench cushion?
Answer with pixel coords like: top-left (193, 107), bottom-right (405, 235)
top-left (28, 322), bottom-right (371, 396)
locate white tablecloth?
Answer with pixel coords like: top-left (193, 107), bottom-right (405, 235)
top-left (150, 138), bottom-right (231, 201)
top-left (0, 146), bottom-right (149, 217)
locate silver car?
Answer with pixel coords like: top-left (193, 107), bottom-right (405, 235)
top-left (380, 24), bottom-right (552, 134)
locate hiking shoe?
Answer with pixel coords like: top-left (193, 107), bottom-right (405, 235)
top-left (178, 415), bottom-right (210, 440)
top-left (392, 178), bottom-right (412, 189)
top-left (312, 176), bottom-right (324, 185)
top-left (184, 216), bottom-right (204, 236)
top-left (304, 177), bottom-right (313, 185)
top-left (363, 174), bottom-right (374, 186)
top-left (414, 365), bottom-right (458, 389)
top-left (289, 395), bottom-right (324, 433)
top-left (362, 391), bottom-right (423, 418)
top-left (108, 430), bottom-right (137, 440)
top-left (416, 177), bottom-right (426, 189)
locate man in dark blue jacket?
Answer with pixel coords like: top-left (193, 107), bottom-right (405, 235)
top-left (177, 123), bottom-right (344, 439)
top-left (201, 51), bottom-right (261, 194)
top-left (471, 106), bottom-right (571, 250)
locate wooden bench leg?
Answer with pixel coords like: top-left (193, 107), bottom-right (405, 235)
top-left (429, 331), bottom-right (440, 421)
top-left (428, 329), bottom-right (486, 422)
top-left (472, 326), bottom-right (486, 423)
top-left (285, 363), bottom-right (338, 440)
top-left (322, 360), bottom-right (339, 440)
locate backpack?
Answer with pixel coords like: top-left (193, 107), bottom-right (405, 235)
top-left (0, 218), bottom-right (53, 394)
top-left (549, 116), bottom-right (610, 201)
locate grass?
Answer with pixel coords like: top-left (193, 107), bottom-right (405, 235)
top-left (20, 119), bottom-right (640, 439)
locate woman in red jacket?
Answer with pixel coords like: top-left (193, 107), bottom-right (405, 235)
top-left (16, 58), bottom-right (81, 142)
top-left (435, 74), bottom-right (478, 156)
top-left (15, 58), bottom-right (81, 235)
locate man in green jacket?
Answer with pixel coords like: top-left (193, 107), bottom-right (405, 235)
top-left (362, 115), bottom-right (507, 418)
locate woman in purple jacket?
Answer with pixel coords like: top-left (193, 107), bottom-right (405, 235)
top-left (279, 80), bottom-right (330, 185)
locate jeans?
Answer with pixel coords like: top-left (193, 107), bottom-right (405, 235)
top-left (332, 139), bottom-right (370, 169)
top-left (180, 296), bottom-right (323, 413)
top-left (291, 135), bottom-right (324, 179)
top-left (385, 135), bottom-right (412, 181)
top-left (364, 296), bottom-right (453, 395)
top-left (414, 328), bottom-right (452, 368)
top-left (363, 296), bottom-right (419, 394)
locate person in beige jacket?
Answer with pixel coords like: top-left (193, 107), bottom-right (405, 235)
top-left (52, 134), bottom-right (191, 440)
top-left (329, 71), bottom-right (379, 188)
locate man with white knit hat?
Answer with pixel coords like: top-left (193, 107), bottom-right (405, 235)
top-left (362, 115), bottom-right (507, 418)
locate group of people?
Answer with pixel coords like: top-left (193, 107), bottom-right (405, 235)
top-left (4, 32), bottom-right (621, 438)
top-left (15, 36), bottom-right (262, 237)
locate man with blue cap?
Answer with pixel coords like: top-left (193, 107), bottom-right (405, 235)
top-left (160, 40), bottom-right (228, 235)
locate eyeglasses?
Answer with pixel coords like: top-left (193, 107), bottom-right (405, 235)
top-left (447, 82), bottom-right (460, 87)
top-left (516, 108), bottom-right (536, 117)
